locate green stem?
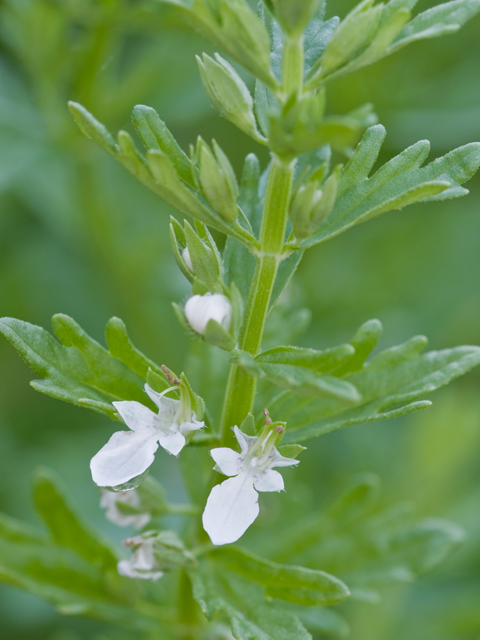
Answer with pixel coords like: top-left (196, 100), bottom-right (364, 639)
top-left (220, 156), bottom-right (295, 448)
top-left (282, 34), bottom-right (304, 97)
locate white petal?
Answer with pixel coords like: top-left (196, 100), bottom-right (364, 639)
top-left (113, 401), bottom-right (156, 432)
top-left (185, 293), bottom-right (232, 334)
top-left (202, 475), bottom-right (259, 545)
top-left (117, 559), bottom-right (163, 581)
top-left (179, 419), bottom-right (204, 435)
top-left (158, 431), bottom-right (186, 456)
top-left (90, 430), bottom-right (159, 487)
top-left (254, 469), bottom-right (284, 492)
top-left (210, 448), bottom-right (242, 477)
top-left (233, 426), bottom-right (257, 455)
top-left (270, 448), bottom-right (300, 468)
top-left (145, 384), bottom-right (179, 413)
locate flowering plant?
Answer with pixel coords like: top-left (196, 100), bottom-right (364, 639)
top-left (1, 0), bottom-right (480, 638)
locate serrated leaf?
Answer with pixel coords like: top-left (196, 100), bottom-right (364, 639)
top-left (274, 343), bottom-right (480, 443)
top-left (190, 560), bottom-right (312, 640)
top-left (231, 350), bottom-right (361, 401)
top-left (297, 130), bottom-right (480, 249)
top-left (256, 343), bottom-right (355, 371)
top-left (333, 318), bottom-right (383, 375)
top-left (0, 512), bottom-right (152, 629)
top-left (0, 316), bottom-right (156, 417)
top-left (132, 105), bottom-right (194, 185)
top-left (105, 317), bottom-right (167, 382)
top-left (213, 547), bottom-right (349, 606)
top-left (390, 0), bottom-right (480, 52)
top-left (33, 468), bottom-right (118, 570)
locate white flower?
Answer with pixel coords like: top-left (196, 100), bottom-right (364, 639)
top-left (202, 425), bottom-right (298, 545)
top-left (118, 535), bottom-right (163, 581)
top-left (100, 489), bottom-right (151, 529)
top-left (90, 383), bottom-right (203, 488)
top-left (184, 293), bottom-right (232, 335)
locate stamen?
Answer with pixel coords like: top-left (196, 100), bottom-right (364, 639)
top-left (161, 364), bottom-right (180, 386)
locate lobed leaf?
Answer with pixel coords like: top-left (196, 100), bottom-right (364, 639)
top-left (275, 341), bottom-right (480, 443)
top-left (190, 560), bottom-right (312, 640)
top-left (296, 129), bottom-right (480, 249)
top-left (0, 315), bottom-right (164, 418)
top-left (213, 547), bottom-right (350, 606)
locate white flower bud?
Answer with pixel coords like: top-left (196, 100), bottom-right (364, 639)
top-left (184, 293), bottom-right (232, 335)
top-left (182, 247), bottom-right (193, 273)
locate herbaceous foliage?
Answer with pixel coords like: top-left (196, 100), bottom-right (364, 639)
top-left (1, 0), bottom-right (480, 638)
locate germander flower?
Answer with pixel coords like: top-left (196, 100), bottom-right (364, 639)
top-left (202, 424), bottom-right (298, 545)
top-left (90, 383), bottom-right (203, 488)
top-left (100, 489), bottom-right (151, 530)
top-left (184, 293), bottom-right (232, 335)
top-left (118, 534), bottom-right (164, 581)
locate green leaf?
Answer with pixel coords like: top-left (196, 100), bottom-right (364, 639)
top-left (0, 512), bottom-right (152, 629)
top-left (131, 104), bottom-right (194, 185)
top-left (297, 129), bottom-right (480, 249)
top-left (33, 468), bottom-right (118, 570)
top-left (204, 319), bottom-right (236, 352)
top-left (213, 547), bottom-right (349, 606)
top-left (231, 350), bottom-right (361, 401)
top-left (270, 251), bottom-right (305, 309)
top-left (333, 318), bottom-right (383, 375)
top-left (105, 317), bottom-right (166, 381)
top-left (270, 474), bottom-right (465, 600)
top-left (294, 606), bottom-right (350, 639)
top-left (256, 343), bottom-right (355, 371)
top-left (0, 315), bottom-right (157, 417)
top-left (304, 15), bottom-right (341, 75)
top-left (274, 341), bottom-right (480, 443)
top-left (390, 0), bottom-right (480, 52)
top-left (190, 560), bottom-right (312, 640)
top-left (68, 101), bottom-right (117, 155)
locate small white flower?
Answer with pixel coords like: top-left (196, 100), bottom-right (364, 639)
top-left (100, 489), bottom-right (151, 530)
top-left (184, 293), bottom-right (232, 335)
top-left (118, 535), bottom-right (163, 581)
top-left (202, 425), bottom-right (298, 546)
top-left (90, 383), bottom-right (203, 488)
top-left (182, 247), bottom-right (194, 272)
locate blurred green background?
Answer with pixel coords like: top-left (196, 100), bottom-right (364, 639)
top-left (0, 0), bottom-right (480, 638)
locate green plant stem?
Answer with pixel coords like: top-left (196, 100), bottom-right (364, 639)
top-left (282, 33), bottom-right (304, 97)
top-left (219, 156), bottom-right (295, 448)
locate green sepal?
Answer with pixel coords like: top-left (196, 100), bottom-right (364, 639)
top-left (240, 412), bottom-right (257, 436)
top-left (114, 476), bottom-right (169, 518)
top-left (204, 319), bottom-right (236, 352)
top-left (277, 444), bottom-right (307, 459)
top-left (184, 220), bottom-right (223, 292)
top-left (196, 138), bottom-right (239, 223)
top-left (146, 368), bottom-right (179, 397)
top-left (213, 546), bottom-right (350, 606)
top-left (172, 302), bottom-right (195, 334)
top-left (170, 218), bottom-right (194, 284)
top-left (131, 104), bottom-right (194, 185)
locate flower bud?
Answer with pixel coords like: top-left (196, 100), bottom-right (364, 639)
top-left (182, 247), bottom-right (193, 273)
top-left (197, 53), bottom-right (264, 143)
top-left (196, 138), bottom-right (239, 223)
top-left (185, 293), bottom-right (232, 335)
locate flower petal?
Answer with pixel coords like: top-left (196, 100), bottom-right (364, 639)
top-left (179, 419), bottom-right (204, 435)
top-left (145, 384), bottom-right (179, 414)
top-left (233, 426), bottom-right (257, 455)
top-left (113, 401), bottom-right (156, 432)
top-left (158, 431), bottom-right (186, 456)
top-left (210, 448), bottom-right (242, 476)
top-left (117, 559), bottom-right (163, 581)
top-left (254, 469), bottom-right (284, 492)
top-left (90, 430), bottom-right (159, 487)
top-left (202, 474), bottom-right (259, 545)
top-left (270, 448), bottom-right (300, 468)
